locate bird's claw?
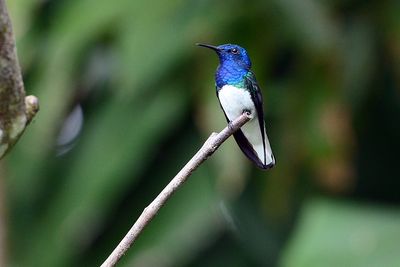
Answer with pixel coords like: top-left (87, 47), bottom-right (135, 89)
top-left (243, 109), bottom-right (252, 117)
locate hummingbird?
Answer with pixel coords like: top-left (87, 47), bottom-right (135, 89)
top-left (197, 43), bottom-right (275, 170)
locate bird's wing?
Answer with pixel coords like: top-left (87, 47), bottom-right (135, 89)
top-left (244, 71), bottom-right (267, 164)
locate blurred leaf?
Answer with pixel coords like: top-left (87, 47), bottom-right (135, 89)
top-left (6, 0), bottom-right (132, 203)
top-left (115, 0), bottom-right (225, 98)
top-left (6, 0), bottom-right (38, 37)
top-left (272, 0), bottom-right (338, 53)
top-left (281, 198), bottom-right (400, 267)
top-left (340, 18), bottom-right (375, 112)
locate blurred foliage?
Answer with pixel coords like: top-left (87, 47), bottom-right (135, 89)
top-left (1, 0), bottom-right (400, 266)
top-left (282, 198), bottom-right (400, 267)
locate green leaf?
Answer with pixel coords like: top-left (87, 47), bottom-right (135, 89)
top-left (281, 198), bottom-right (400, 267)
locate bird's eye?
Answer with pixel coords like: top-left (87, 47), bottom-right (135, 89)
top-left (231, 48), bottom-right (239, 54)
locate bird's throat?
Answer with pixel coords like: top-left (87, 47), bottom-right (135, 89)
top-left (216, 64), bottom-right (247, 88)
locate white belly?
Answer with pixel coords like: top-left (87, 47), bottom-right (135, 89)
top-left (218, 85), bottom-right (256, 121)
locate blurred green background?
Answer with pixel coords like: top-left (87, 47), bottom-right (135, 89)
top-left (2, 0), bottom-right (400, 266)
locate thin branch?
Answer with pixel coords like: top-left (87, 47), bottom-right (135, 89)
top-left (100, 112), bottom-right (251, 267)
top-left (0, 0), bottom-right (39, 159)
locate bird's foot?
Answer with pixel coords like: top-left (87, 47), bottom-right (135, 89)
top-left (243, 109), bottom-right (253, 118)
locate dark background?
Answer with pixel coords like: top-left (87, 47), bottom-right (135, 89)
top-left (2, 0), bottom-right (400, 266)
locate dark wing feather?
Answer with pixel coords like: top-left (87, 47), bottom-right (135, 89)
top-left (244, 71), bottom-right (267, 165)
top-left (231, 128), bottom-right (268, 169)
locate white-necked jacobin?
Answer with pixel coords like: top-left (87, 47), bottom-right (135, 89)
top-left (197, 43), bottom-right (275, 170)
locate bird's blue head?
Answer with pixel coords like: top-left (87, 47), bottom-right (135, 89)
top-left (197, 43), bottom-right (252, 87)
top-left (197, 43), bottom-right (252, 70)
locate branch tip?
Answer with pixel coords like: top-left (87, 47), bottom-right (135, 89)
top-left (25, 95), bottom-right (39, 123)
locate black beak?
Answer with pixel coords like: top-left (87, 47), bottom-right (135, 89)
top-left (196, 43), bottom-right (220, 52)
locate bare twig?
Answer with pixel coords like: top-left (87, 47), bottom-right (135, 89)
top-left (100, 112), bottom-right (251, 267)
top-left (0, 0), bottom-right (39, 159)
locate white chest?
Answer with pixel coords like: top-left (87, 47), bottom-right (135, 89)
top-left (218, 85), bottom-right (255, 121)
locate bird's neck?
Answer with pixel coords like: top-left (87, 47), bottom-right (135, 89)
top-left (216, 62), bottom-right (249, 88)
